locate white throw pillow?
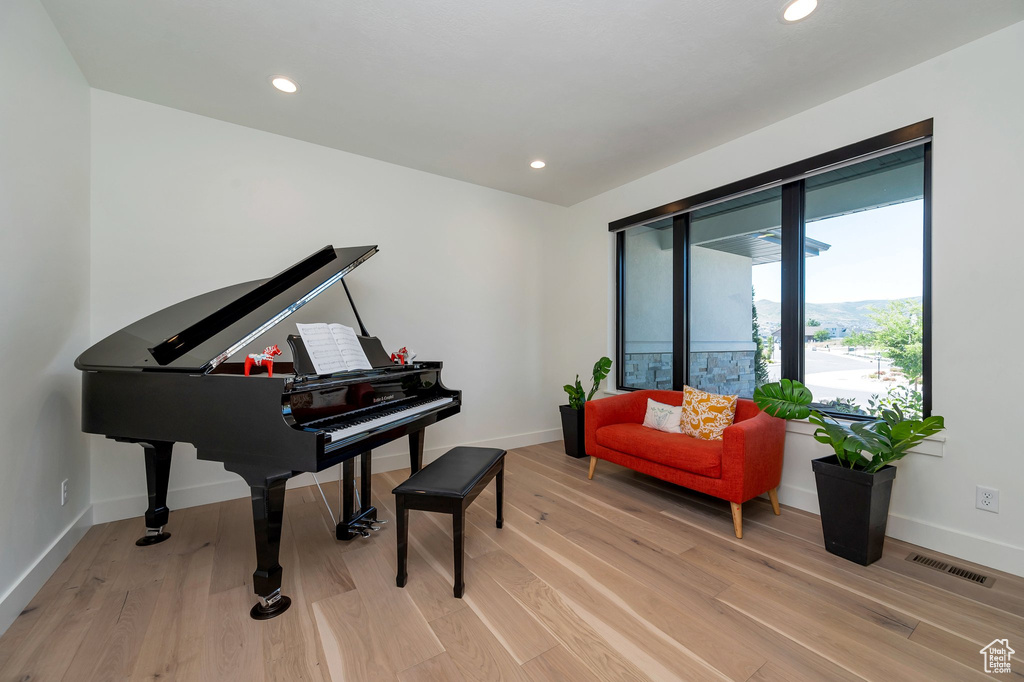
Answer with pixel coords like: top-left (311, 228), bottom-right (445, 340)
top-left (641, 398), bottom-right (683, 434)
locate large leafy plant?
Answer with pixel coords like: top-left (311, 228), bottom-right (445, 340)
top-left (849, 406), bottom-right (945, 473)
top-left (564, 357), bottom-right (612, 410)
top-left (753, 379), bottom-right (945, 473)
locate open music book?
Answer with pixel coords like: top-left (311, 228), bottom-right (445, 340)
top-left (295, 323), bottom-right (373, 375)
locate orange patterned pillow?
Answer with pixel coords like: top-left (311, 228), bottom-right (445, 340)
top-left (681, 386), bottom-right (738, 440)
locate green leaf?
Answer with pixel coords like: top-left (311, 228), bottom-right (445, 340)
top-left (753, 379), bottom-right (814, 420)
top-left (587, 357), bottom-right (613, 402)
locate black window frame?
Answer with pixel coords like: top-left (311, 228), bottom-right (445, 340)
top-left (613, 120), bottom-right (933, 420)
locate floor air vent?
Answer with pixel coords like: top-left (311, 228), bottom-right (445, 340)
top-left (907, 553), bottom-right (994, 587)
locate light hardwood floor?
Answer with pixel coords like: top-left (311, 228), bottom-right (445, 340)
top-left (1, 441), bottom-right (1022, 681)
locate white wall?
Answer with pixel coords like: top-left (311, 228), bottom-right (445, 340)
top-left (546, 21), bottom-right (1024, 576)
top-left (89, 90), bottom-right (565, 521)
top-left (0, 0), bottom-right (92, 633)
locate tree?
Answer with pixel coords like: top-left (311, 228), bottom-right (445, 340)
top-left (813, 329), bottom-right (831, 342)
top-left (807, 318), bottom-right (822, 327)
top-left (846, 330), bottom-right (875, 347)
top-left (869, 299), bottom-right (923, 386)
top-left (752, 288), bottom-right (770, 387)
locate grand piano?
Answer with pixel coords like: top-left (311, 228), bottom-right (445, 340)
top-left (76, 245), bottom-right (461, 619)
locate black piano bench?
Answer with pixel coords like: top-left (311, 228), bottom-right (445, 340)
top-left (392, 446), bottom-right (505, 598)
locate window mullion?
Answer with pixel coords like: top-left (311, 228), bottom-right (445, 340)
top-left (615, 231), bottom-right (626, 390)
top-left (780, 180), bottom-right (805, 382)
top-left (672, 213), bottom-right (689, 390)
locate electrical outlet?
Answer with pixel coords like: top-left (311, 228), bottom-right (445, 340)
top-left (61, 479), bottom-right (69, 507)
top-left (976, 486), bottom-right (999, 513)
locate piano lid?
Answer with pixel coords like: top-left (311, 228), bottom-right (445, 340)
top-left (76, 245), bottom-right (377, 373)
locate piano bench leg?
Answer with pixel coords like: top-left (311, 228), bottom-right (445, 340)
top-left (396, 497), bottom-right (409, 588)
top-left (496, 458), bottom-right (504, 529)
top-left (453, 510), bottom-right (465, 598)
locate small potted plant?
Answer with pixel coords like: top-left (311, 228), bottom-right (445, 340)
top-left (753, 379), bottom-right (945, 565)
top-left (561, 357), bottom-right (612, 458)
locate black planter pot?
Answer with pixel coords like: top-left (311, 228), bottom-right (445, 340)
top-left (812, 455), bottom-right (897, 566)
top-left (559, 405), bottom-right (587, 458)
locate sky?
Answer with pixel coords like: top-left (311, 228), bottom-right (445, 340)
top-left (751, 200), bottom-right (924, 304)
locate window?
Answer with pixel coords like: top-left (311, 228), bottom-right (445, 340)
top-left (620, 220), bottom-right (673, 389)
top-left (689, 187), bottom-right (781, 398)
top-left (802, 147), bottom-right (926, 417)
top-left (613, 121), bottom-right (932, 418)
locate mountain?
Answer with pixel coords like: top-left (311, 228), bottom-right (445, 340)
top-left (754, 296), bottom-right (921, 334)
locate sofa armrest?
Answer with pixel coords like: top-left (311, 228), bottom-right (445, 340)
top-left (584, 392), bottom-right (645, 457)
top-left (721, 409), bottom-right (787, 501)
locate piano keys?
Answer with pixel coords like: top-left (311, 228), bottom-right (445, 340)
top-left (76, 245), bottom-right (461, 619)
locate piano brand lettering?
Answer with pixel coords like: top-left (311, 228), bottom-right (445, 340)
top-left (374, 394), bottom-right (395, 403)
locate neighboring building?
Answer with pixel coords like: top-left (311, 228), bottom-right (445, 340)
top-left (769, 325), bottom-right (849, 342)
top-left (771, 326), bottom-right (829, 343)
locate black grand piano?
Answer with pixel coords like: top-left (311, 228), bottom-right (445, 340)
top-left (76, 245), bottom-right (460, 619)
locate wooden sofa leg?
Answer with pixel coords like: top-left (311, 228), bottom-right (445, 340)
top-left (730, 502), bottom-right (742, 539)
top-left (768, 487), bottom-right (781, 516)
top-left (587, 456), bottom-right (597, 480)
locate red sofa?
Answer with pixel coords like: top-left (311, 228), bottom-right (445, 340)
top-left (584, 389), bottom-right (786, 538)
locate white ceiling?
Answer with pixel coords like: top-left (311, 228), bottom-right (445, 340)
top-left (41, 0), bottom-right (1024, 206)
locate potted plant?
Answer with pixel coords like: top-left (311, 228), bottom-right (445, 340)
top-left (561, 357), bottom-right (612, 458)
top-left (753, 379), bottom-right (945, 565)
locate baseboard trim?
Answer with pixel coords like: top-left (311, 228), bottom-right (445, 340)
top-left (91, 427), bottom-right (564, 525)
top-left (0, 505), bottom-right (93, 637)
top-left (91, 477), bottom-right (250, 525)
top-left (777, 482), bottom-right (1024, 577)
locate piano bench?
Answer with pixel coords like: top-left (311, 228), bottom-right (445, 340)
top-left (392, 446), bottom-right (505, 598)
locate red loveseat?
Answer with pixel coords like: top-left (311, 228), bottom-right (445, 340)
top-left (584, 389), bottom-right (786, 538)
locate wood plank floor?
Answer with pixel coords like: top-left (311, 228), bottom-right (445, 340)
top-left (2, 441), bottom-right (1022, 681)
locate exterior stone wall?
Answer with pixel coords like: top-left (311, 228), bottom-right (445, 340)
top-left (623, 350), bottom-right (755, 396)
top-left (689, 351), bottom-right (755, 397)
top-left (622, 352), bottom-right (673, 390)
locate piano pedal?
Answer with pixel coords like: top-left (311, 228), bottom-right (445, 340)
top-left (350, 520), bottom-right (380, 533)
top-left (250, 589), bottom-right (292, 620)
top-left (337, 506), bottom-right (382, 541)
top-left (135, 527), bottom-right (171, 547)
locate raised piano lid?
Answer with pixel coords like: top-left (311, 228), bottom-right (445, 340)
top-left (76, 245), bottom-right (377, 373)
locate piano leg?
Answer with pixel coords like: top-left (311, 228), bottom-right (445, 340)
top-left (336, 453), bottom-right (379, 541)
top-left (409, 430), bottom-right (424, 474)
top-left (136, 441), bottom-right (173, 546)
top-left (249, 475), bottom-right (291, 620)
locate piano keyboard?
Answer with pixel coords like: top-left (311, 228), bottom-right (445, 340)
top-left (325, 397), bottom-right (455, 443)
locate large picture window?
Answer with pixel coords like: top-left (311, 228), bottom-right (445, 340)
top-left (612, 121), bottom-right (932, 418)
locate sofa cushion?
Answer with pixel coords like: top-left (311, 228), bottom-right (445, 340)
top-left (641, 398), bottom-right (683, 434)
top-left (594, 423), bottom-right (722, 478)
top-left (681, 386), bottom-right (737, 441)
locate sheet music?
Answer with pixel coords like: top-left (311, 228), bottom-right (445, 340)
top-left (296, 323), bottom-right (348, 375)
top-left (296, 322), bottom-right (373, 375)
top-left (329, 324), bottom-right (373, 371)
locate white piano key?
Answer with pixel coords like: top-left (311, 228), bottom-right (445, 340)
top-left (326, 397), bottom-right (454, 443)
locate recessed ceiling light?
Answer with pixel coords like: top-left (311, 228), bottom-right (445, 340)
top-left (782, 0), bottom-right (817, 22)
top-left (271, 76), bottom-right (299, 94)
top-left (530, 160), bottom-right (546, 169)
